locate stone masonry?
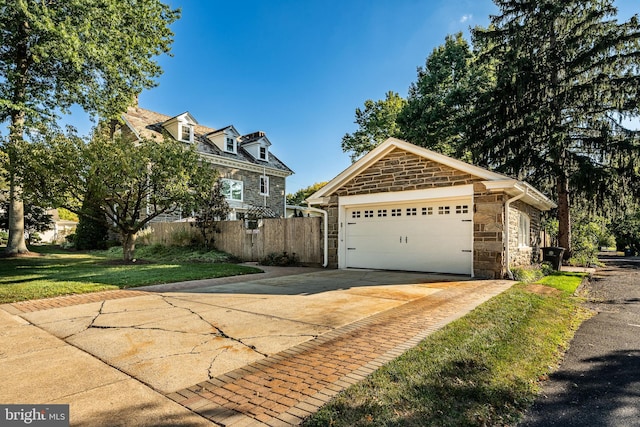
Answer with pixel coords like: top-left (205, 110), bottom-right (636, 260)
top-left (318, 148), bottom-right (545, 279)
top-left (217, 165), bottom-right (287, 218)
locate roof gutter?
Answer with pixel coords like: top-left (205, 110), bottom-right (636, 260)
top-left (505, 186), bottom-right (528, 280)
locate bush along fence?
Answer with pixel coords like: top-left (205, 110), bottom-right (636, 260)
top-left (142, 217), bottom-right (324, 266)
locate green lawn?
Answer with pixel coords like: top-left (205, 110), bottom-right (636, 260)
top-left (0, 245), bottom-right (262, 304)
top-left (304, 273), bottom-right (590, 427)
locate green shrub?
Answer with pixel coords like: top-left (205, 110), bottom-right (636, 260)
top-left (259, 251), bottom-right (300, 266)
top-left (0, 230), bottom-right (8, 245)
top-left (511, 263), bottom-right (553, 283)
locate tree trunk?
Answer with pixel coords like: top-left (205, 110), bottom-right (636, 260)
top-left (5, 18), bottom-right (30, 255)
top-left (557, 174), bottom-right (571, 260)
top-left (122, 233), bottom-right (136, 263)
top-left (5, 114), bottom-right (29, 255)
top-left (6, 181), bottom-right (28, 254)
top-left (122, 232), bottom-right (137, 262)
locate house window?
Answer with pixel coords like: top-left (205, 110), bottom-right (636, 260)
top-left (518, 212), bottom-right (531, 247)
top-left (180, 124), bottom-right (193, 142)
top-left (221, 178), bottom-right (243, 201)
top-left (226, 137), bottom-right (236, 153)
top-left (259, 146), bottom-right (268, 160)
top-left (260, 176), bottom-right (269, 195)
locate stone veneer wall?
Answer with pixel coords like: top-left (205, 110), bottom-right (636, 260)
top-left (508, 200), bottom-right (542, 268)
top-left (473, 183), bottom-right (506, 279)
top-left (336, 149), bottom-right (480, 195)
top-left (316, 149), bottom-right (541, 278)
top-left (216, 165), bottom-right (287, 217)
top-left (320, 149), bottom-right (483, 270)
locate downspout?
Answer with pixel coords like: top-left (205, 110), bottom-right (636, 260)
top-left (504, 187), bottom-right (528, 280)
top-left (302, 206), bottom-right (329, 268)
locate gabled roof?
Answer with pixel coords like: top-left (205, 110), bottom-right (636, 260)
top-left (163, 111), bottom-right (198, 126)
top-left (308, 138), bottom-right (555, 210)
top-left (120, 106), bottom-right (293, 175)
top-left (205, 125), bottom-right (240, 138)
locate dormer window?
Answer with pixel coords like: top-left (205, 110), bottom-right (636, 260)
top-left (180, 124), bottom-right (193, 143)
top-left (259, 146), bottom-right (268, 161)
top-left (226, 137), bottom-right (236, 153)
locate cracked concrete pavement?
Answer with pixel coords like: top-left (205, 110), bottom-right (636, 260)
top-left (0, 267), bottom-right (504, 426)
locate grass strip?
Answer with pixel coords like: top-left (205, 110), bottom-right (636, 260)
top-left (304, 274), bottom-right (591, 427)
top-left (0, 245), bottom-right (262, 304)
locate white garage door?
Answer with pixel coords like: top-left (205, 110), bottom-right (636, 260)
top-left (345, 199), bottom-right (473, 274)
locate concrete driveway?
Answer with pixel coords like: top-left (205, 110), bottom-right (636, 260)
top-left (0, 267), bottom-right (513, 426)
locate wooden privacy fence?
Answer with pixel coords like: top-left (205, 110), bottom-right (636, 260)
top-left (143, 217), bottom-right (324, 265)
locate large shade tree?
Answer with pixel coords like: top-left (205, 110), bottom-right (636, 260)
top-left (341, 91), bottom-right (406, 162)
top-left (398, 32), bottom-right (491, 159)
top-left (0, 0), bottom-right (179, 255)
top-left (27, 127), bottom-right (219, 262)
top-left (470, 0), bottom-right (640, 258)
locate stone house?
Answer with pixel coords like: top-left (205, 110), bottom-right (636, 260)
top-left (120, 106), bottom-right (293, 220)
top-left (306, 138), bottom-right (556, 279)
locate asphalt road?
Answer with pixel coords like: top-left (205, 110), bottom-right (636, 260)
top-left (519, 256), bottom-right (640, 427)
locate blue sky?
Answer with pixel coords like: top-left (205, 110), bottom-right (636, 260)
top-left (66, 0), bottom-right (638, 194)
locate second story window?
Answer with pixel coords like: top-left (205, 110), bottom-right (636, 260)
top-left (180, 124), bottom-right (193, 143)
top-left (260, 176), bottom-right (269, 195)
top-left (259, 146), bottom-right (268, 160)
top-left (226, 137), bottom-right (236, 153)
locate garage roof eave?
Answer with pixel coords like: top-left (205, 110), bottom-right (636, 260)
top-left (305, 196), bottom-right (329, 206)
top-left (483, 180), bottom-right (557, 211)
top-left (309, 138), bottom-right (511, 200)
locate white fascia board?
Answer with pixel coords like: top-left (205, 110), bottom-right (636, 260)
top-left (311, 137), bottom-right (509, 200)
top-left (386, 138), bottom-right (508, 181)
top-left (483, 179), bottom-right (557, 210)
top-left (120, 114), bottom-right (142, 141)
top-left (164, 112), bottom-right (198, 126)
top-left (306, 196), bottom-right (331, 206)
top-left (338, 185), bottom-right (474, 208)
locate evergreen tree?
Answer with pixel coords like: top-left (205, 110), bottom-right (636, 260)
top-left (470, 0), bottom-right (640, 258)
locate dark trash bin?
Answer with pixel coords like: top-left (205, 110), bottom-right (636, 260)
top-left (542, 247), bottom-right (565, 270)
top-left (624, 248), bottom-right (634, 257)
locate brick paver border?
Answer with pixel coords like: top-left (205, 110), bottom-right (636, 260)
top-left (1, 289), bottom-right (146, 314)
top-left (167, 280), bottom-right (513, 426)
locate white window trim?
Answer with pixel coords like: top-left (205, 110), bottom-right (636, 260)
top-left (221, 178), bottom-right (243, 202)
top-left (225, 137), bottom-right (236, 153)
top-left (260, 176), bottom-right (269, 196)
top-left (180, 123), bottom-right (193, 143)
top-left (259, 145), bottom-right (268, 161)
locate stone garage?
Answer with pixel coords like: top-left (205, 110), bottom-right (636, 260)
top-left (306, 138), bottom-right (556, 279)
